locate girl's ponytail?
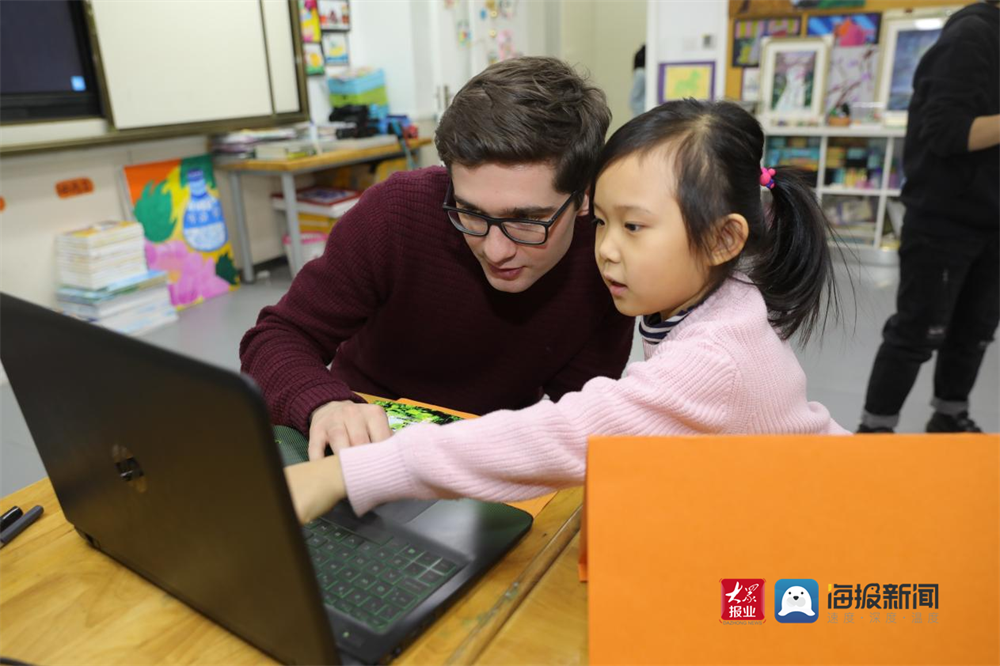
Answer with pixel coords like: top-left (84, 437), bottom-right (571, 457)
top-left (748, 166), bottom-right (839, 343)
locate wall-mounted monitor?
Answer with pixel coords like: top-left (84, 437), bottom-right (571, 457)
top-left (0, 0), bottom-right (103, 123)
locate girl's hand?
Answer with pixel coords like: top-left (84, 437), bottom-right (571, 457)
top-left (284, 455), bottom-right (347, 524)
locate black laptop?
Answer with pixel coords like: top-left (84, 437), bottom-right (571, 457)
top-left (0, 292), bottom-right (532, 665)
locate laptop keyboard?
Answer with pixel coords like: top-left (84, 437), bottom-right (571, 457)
top-left (302, 517), bottom-right (460, 633)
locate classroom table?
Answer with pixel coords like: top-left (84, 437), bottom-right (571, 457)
top-left (474, 533), bottom-right (588, 665)
top-left (0, 478), bottom-right (584, 665)
top-left (215, 137), bottom-right (433, 282)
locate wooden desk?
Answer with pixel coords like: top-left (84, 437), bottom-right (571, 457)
top-left (0, 479), bottom-right (581, 665)
top-left (215, 138), bottom-right (432, 281)
top-left (475, 533), bottom-right (588, 666)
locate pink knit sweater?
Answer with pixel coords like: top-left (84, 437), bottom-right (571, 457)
top-left (339, 276), bottom-right (849, 515)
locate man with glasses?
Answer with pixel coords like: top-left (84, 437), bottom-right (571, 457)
top-left (241, 57), bottom-right (634, 460)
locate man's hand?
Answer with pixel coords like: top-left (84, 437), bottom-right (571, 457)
top-left (308, 400), bottom-right (393, 460)
top-left (285, 455), bottom-right (347, 524)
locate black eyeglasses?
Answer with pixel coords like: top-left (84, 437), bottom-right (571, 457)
top-left (442, 183), bottom-right (579, 246)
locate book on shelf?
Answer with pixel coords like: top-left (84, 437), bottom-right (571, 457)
top-left (297, 212), bottom-right (340, 235)
top-left (55, 221), bottom-right (148, 290)
top-left (271, 187), bottom-right (361, 219)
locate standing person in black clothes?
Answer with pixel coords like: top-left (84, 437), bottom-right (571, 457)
top-left (859, 0), bottom-right (999, 433)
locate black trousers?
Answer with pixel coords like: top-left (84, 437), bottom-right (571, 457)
top-left (863, 218), bottom-right (1000, 419)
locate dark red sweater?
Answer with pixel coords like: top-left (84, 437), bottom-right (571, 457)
top-left (240, 166), bottom-right (634, 432)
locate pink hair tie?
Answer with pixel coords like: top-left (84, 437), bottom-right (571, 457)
top-left (759, 167), bottom-right (776, 190)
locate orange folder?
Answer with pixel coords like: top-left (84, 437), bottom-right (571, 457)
top-left (586, 434), bottom-right (1000, 665)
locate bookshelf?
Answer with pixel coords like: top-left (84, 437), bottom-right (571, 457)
top-left (761, 124), bottom-right (906, 265)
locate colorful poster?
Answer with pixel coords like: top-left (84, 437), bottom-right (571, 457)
top-left (123, 155), bottom-right (239, 309)
top-left (659, 62), bottom-right (715, 103)
top-left (300, 0), bottom-right (321, 43)
top-left (304, 43), bottom-right (325, 74)
top-left (496, 29), bottom-right (519, 61)
top-left (825, 44), bottom-right (878, 115)
top-left (732, 17), bottom-right (801, 67)
top-left (318, 0), bottom-right (350, 30)
top-left (807, 13), bottom-right (881, 45)
top-left (321, 32), bottom-right (348, 66)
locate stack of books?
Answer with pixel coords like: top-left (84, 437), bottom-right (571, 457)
top-left (56, 221), bottom-right (148, 290)
top-left (56, 270), bottom-right (177, 337)
top-left (270, 187), bottom-right (361, 235)
top-left (253, 134), bottom-right (397, 161)
top-left (210, 127), bottom-right (299, 162)
top-left (55, 222), bottom-right (177, 336)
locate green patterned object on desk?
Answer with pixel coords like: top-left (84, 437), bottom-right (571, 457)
top-left (272, 401), bottom-right (463, 468)
top-left (373, 400), bottom-right (462, 431)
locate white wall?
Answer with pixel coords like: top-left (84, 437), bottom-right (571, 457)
top-left (559, 0), bottom-right (597, 76)
top-left (645, 0), bottom-right (729, 111)
top-left (558, 0), bottom-right (647, 134)
top-left (593, 1), bottom-right (647, 133)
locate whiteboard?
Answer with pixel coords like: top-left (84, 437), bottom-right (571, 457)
top-left (261, 0), bottom-right (300, 114)
top-left (91, 0), bottom-right (274, 129)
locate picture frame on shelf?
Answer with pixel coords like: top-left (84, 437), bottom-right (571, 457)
top-left (759, 36), bottom-right (831, 125)
top-left (825, 44), bottom-right (879, 121)
top-left (318, 0), bottom-right (350, 31)
top-left (741, 67), bottom-right (761, 102)
top-left (658, 61), bottom-right (715, 104)
top-left (303, 42), bottom-right (324, 76)
top-left (322, 32), bottom-right (349, 66)
top-left (876, 15), bottom-right (945, 127)
top-left (732, 17), bottom-right (802, 68)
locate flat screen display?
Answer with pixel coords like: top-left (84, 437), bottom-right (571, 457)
top-left (0, 0), bottom-right (102, 122)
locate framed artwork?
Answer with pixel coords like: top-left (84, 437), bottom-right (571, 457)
top-left (806, 12), bottom-right (881, 45)
top-left (658, 61), bottom-right (715, 103)
top-left (877, 16), bottom-right (944, 126)
top-left (741, 67), bottom-right (761, 102)
top-left (322, 32), bottom-right (348, 66)
top-left (759, 36), bottom-right (831, 124)
top-left (318, 0), bottom-right (350, 31)
top-left (825, 44), bottom-right (878, 118)
top-left (732, 17), bottom-right (802, 68)
top-left (303, 43), bottom-right (324, 75)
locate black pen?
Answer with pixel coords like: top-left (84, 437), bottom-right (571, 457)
top-left (1, 505), bottom-right (23, 531)
top-left (0, 505), bottom-right (43, 547)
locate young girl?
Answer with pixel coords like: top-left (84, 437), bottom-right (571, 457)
top-left (285, 99), bottom-right (850, 523)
